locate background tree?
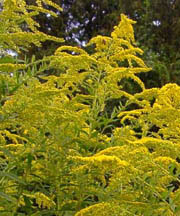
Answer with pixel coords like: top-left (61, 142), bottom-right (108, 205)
top-left (23, 0), bottom-right (180, 88)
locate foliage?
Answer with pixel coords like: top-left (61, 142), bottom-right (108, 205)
top-left (0, 1), bottom-right (180, 216)
top-left (22, 0), bottom-right (180, 89)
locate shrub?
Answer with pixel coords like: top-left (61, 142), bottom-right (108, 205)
top-left (0, 1), bottom-right (180, 215)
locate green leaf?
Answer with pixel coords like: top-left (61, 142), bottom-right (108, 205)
top-left (61, 201), bottom-right (76, 211)
top-left (27, 153), bottom-right (33, 169)
top-left (0, 191), bottom-right (16, 203)
top-left (0, 171), bottom-right (26, 185)
top-left (0, 56), bottom-right (16, 64)
top-left (175, 205), bottom-right (180, 213)
top-left (24, 195), bottom-right (32, 208)
top-left (0, 147), bottom-right (15, 159)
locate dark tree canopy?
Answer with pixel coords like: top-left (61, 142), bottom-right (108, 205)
top-left (23, 0), bottom-right (180, 87)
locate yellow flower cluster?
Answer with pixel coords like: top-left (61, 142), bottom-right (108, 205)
top-left (1, 2), bottom-right (180, 214)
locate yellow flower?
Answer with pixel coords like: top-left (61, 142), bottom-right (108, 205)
top-left (35, 192), bottom-right (55, 209)
top-left (24, 130), bottom-right (28, 135)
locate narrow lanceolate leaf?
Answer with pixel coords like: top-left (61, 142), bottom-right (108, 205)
top-left (0, 147), bottom-right (15, 159)
top-left (0, 171), bottom-right (26, 185)
top-left (0, 191), bottom-right (16, 203)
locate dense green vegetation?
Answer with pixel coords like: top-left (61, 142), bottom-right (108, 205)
top-left (1, 1), bottom-right (180, 215)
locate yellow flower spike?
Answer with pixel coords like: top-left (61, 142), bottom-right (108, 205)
top-left (24, 130), bottom-right (28, 135)
top-left (35, 192), bottom-right (55, 209)
top-left (111, 14), bottom-right (136, 43)
top-left (75, 202), bottom-right (111, 216)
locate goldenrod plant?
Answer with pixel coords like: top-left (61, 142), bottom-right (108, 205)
top-left (0, 0), bottom-right (63, 109)
top-left (0, 1), bottom-right (180, 215)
